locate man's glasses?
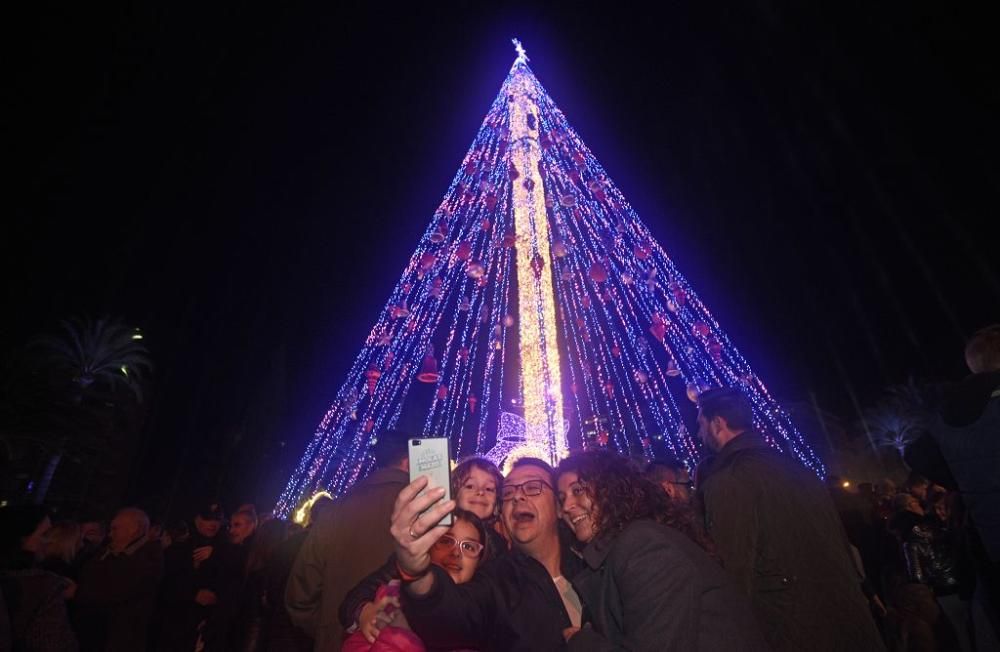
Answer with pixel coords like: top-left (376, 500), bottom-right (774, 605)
top-left (667, 480), bottom-right (694, 490)
top-left (501, 479), bottom-right (553, 502)
top-left (432, 534), bottom-right (484, 558)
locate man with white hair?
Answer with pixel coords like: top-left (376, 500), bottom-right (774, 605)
top-left (75, 507), bottom-right (164, 651)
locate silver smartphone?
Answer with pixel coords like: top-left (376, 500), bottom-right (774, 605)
top-left (408, 437), bottom-right (453, 527)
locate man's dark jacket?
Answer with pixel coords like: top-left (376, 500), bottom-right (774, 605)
top-left (74, 536), bottom-right (164, 652)
top-left (698, 432), bottom-right (884, 652)
top-left (403, 547), bottom-right (583, 652)
top-left (285, 466), bottom-right (408, 651)
top-left (568, 519), bottom-right (768, 651)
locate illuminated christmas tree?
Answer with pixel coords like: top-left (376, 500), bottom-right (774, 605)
top-left (275, 41), bottom-right (824, 517)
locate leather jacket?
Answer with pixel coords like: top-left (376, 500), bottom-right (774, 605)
top-left (893, 511), bottom-right (959, 594)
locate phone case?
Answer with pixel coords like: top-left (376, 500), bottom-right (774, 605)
top-left (408, 437), bottom-right (453, 527)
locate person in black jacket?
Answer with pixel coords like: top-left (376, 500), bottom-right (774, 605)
top-left (156, 503), bottom-right (240, 651)
top-left (695, 388), bottom-right (884, 652)
top-left (555, 450), bottom-right (767, 651)
top-left (393, 458), bottom-right (584, 652)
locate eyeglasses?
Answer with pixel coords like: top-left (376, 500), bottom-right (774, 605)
top-left (667, 481), bottom-right (693, 489)
top-left (432, 534), bottom-right (484, 558)
top-left (501, 479), bottom-right (553, 502)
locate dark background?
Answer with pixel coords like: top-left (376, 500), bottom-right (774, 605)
top-left (4, 2), bottom-right (997, 513)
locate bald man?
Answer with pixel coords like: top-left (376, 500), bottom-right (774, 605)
top-left (75, 507), bottom-right (164, 650)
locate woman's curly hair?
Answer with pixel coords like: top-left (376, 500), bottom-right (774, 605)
top-left (556, 450), bottom-right (718, 560)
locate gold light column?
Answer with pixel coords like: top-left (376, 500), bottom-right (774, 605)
top-left (508, 66), bottom-right (567, 464)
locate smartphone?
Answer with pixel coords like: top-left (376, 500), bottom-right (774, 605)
top-left (408, 437), bottom-right (453, 527)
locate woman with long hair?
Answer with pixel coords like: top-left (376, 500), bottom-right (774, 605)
top-left (555, 450), bottom-right (766, 651)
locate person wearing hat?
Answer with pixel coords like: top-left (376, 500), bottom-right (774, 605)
top-left (156, 502), bottom-right (242, 651)
top-left (286, 429), bottom-right (411, 651)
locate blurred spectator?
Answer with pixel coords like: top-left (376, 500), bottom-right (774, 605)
top-left (156, 502), bottom-right (239, 651)
top-left (0, 505), bottom-right (78, 651)
top-left (74, 507), bottom-right (164, 651)
top-left (229, 518), bottom-right (291, 651)
top-left (38, 521), bottom-right (82, 581)
top-left (644, 458), bottom-right (693, 505)
top-left (229, 510), bottom-right (258, 546)
top-left (266, 496), bottom-right (332, 651)
top-left (286, 429), bottom-right (410, 650)
top-left (695, 388), bottom-right (883, 651)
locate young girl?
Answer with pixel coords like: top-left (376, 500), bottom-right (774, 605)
top-left (339, 508), bottom-right (490, 651)
top-left (451, 457), bottom-right (508, 554)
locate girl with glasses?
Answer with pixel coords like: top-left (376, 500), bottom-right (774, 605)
top-left (340, 508), bottom-right (491, 650)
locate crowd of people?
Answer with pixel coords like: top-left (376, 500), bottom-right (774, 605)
top-left (1, 325), bottom-right (998, 651)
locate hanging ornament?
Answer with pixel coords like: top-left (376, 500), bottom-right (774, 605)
top-left (572, 151), bottom-right (586, 166)
top-left (437, 385), bottom-right (448, 400)
top-left (634, 241), bottom-right (652, 260)
top-left (479, 303), bottom-right (490, 323)
top-left (481, 218), bottom-right (491, 232)
top-left (378, 333), bottom-right (391, 346)
top-left (604, 381), bottom-right (615, 398)
top-left (621, 271), bottom-right (634, 285)
top-left (596, 430), bottom-right (609, 446)
top-left (457, 346), bottom-right (470, 362)
top-left (468, 393), bottom-right (478, 414)
top-left (545, 195), bottom-right (556, 209)
top-left (666, 359), bottom-right (681, 377)
top-left (464, 159), bottom-right (477, 176)
top-left (391, 301), bottom-right (409, 320)
top-left (531, 253), bottom-right (544, 277)
top-left (430, 277), bottom-right (443, 299)
top-left (568, 169), bottom-right (581, 183)
top-left (587, 178), bottom-right (603, 193)
top-left (523, 177), bottom-right (535, 191)
top-left (649, 314), bottom-right (667, 342)
top-left (466, 260), bottom-right (485, 279)
top-left (383, 350), bottom-right (394, 369)
top-left (503, 314), bottom-right (515, 327)
top-left (692, 321), bottom-right (710, 338)
top-left (485, 192), bottom-right (498, 210)
top-left (458, 297), bottom-right (471, 312)
top-left (686, 383), bottom-right (701, 403)
top-left (707, 339), bottom-right (723, 361)
top-left (560, 194), bottom-right (576, 207)
top-left (666, 299), bottom-right (678, 314)
top-left (669, 281), bottom-right (688, 305)
top-left (364, 418), bottom-right (375, 433)
top-left (611, 345), bottom-right (621, 357)
top-left (551, 240), bottom-right (568, 258)
top-left (417, 347), bottom-right (441, 383)
top-left (588, 261), bottom-right (608, 284)
top-left (560, 269), bottom-right (573, 281)
top-left (634, 369), bottom-right (649, 384)
top-left (365, 366), bottom-right (382, 395)
top-left (636, 336), bottom-right (650, 354)
top-left (456, 241), bottom-right (473, 261)
top-left (502, 231), bottom-right (517, 248)
top-left (418, 252), bottom-right (436, 277)
top-left (581, 295), bottom-right (591, 309)
top-left (508, 164), bottom-right (520, 181)
top-left (429, 221), bottom-right (448, 243)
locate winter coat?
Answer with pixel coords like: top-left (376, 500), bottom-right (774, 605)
top-left (891, 511), bottom-right (961, 596)
top-left (285, 467), bottom-right (409, 651)
top-left (567, 519), bottom-right (768, 651)
top-left (698, 431), bottom-right (884, 652)
top-left (74, 536), bottom-right (164, 651)
top-left (0, 569), bottom-right (78, 651)
top-left (402, 548), bottom-right (584, 652)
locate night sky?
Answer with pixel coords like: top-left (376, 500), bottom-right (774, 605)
top-left (5, 2), bottom-right (998, 511)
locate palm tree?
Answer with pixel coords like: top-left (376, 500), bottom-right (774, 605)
top-left (35, 316), bottom-right (152, 402)
top-left (23, 316), bottom-right (153, 503)
top-left (862, 377), bottom-right (949, 461)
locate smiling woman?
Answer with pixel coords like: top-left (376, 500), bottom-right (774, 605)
top-left (554, 451), bottom-right (766, 651)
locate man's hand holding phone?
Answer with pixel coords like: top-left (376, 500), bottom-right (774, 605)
top-left (390, 475), bottom-right (455, 595)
